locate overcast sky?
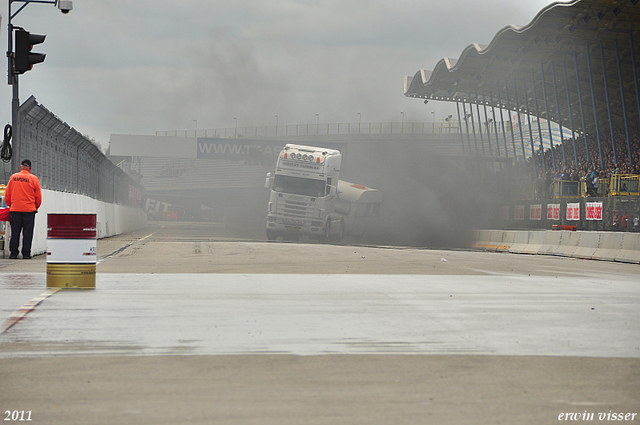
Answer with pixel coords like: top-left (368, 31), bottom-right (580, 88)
top-left (0, 0), bottom-right (559, 148)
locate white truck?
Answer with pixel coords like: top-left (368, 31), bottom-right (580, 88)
top-left (334, 180), bottom-right (383, 242)
top-left (265, 144), bottom-right (382, 242)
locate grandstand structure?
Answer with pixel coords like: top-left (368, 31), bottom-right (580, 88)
top-left (405, 0), bottom-right (640, 232)
top-left (405, 0), bottom-right (640, 173)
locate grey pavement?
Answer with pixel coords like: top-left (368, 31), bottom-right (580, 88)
top-left (1, 222), bottom-right (639, 425)
top-left (1, 273), bottom-right (638, 358)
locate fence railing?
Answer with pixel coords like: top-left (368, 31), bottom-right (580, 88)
top-left (155, 120), bottom-right (517, 138)
top-left (8, 96), bottom-right (143, 207)
top-left (545, 175), bottom-right (640, 200)
top-left (609, 174), bottom-right (640, 196)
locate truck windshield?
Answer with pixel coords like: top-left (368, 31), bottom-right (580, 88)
top-left (274, 175), bottom-right (326, 197)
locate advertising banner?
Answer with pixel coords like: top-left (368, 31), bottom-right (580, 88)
top-left (546, 204), bottom-right (560, 221)
top-left (196, 139), bottom-right (347, 161)
top-left (529, 204), bottom-right (542, 221)
top-left (514, 205), bottom-right (525, 221)
top-left (586, 202), bottom-right (603, 221)
top-left (566, 203), bottom-right (580, 221)
top-left (500, 206), bottom-right (510, 221)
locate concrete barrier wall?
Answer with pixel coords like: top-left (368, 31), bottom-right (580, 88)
top-left (472, 230), bottom-right (490, 249)
top-left (5, 189), bottom-right (147, 257)
top-left (572, 232), bottom-right (601, 260)
top-left (617, 233), bottom-right (640, 264)
top-left (474, 230), bottom-right (512, 252)
top-left (522, 231), bottom-right (545, 255)
top-left (473, 229), bottom-right (640, 265)
top-left (509, 231), bottom-right (531, 254)
top-left (540, 231), bottom-right (562, 255)
top-left (592, 233), bottom-right (624, 262)
top-left (555, 231), bottom-right (581, 258)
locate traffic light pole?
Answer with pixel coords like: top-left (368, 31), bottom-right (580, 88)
top-left (8, 1), bottom-right (20, 174)
top-left (7, 0), bottom-right (67, 173)
top-left (10, 66), bottom-right (19, 174)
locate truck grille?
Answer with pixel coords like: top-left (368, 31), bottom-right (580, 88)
top-left (278, 198), bottom-right (314, 225)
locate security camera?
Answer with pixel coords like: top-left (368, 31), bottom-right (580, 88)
top-left (57, 0), bottom-right (73, 14)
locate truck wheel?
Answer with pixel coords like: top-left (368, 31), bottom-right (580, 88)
top-left (330, 219), bottom-right (344, 243)
top-left (337, 219), bottom-right (344, 242)
top-left (266, 229), bottom-right (277, 241)
top-left (323, 220), bottom-right (331, 241)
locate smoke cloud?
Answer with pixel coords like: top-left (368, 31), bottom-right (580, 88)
top-left (340, 141), bottom-right (501, 247)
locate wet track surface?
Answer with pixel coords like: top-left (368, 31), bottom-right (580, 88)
top-left (1, 222), bottom-right (639, 357)
top-left (1, 222), bottom-right (639, 425)
top-left (1, 272), bottom-right (638, 358)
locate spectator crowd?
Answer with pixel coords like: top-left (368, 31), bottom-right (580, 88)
top-left (526, 124), bottom-right (640, 199)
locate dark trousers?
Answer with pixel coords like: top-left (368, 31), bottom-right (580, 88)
top-left (9, 211), bottom-right (36, 258)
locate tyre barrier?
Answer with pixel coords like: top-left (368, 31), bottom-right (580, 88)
top-left (470, 229), bottom-right (640, 264)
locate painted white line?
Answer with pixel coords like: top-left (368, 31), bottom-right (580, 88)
top-left (1, 288), bottom-right (61, 334)
top-left (97, 230), bottom-right (158, 264)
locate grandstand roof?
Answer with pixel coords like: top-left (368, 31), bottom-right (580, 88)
top-left (404, 0), bottom-right (640, 135)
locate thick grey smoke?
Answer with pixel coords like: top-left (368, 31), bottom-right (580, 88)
top-left (1, 0), bottom-right (553, 146)
top-left (340, 141), bottom-right (501, 247)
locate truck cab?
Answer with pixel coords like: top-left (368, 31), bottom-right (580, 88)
top-left (265, 144), bottom-right (343, 241)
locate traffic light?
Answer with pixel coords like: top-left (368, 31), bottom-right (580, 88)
top-left (14, 29), bottom-right (46, 74)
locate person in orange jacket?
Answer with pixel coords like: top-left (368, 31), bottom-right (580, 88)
top-left (5, 159), bottom-right (42, 259)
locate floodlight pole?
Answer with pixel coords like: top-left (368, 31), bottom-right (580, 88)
top-left (7, 0), bottom-right (62, 173)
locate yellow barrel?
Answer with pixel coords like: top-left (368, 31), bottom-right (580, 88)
top-left (46, 213), bottom-right (97, 289)
top-left (46, 264), bottom-right (96, 288)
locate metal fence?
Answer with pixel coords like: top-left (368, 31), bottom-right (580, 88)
top-left (2, 96), bottom-right (142, 206)
top-left (155, 120), bottom-right (479, 138)
top-left (155, 119), bottom-right (570, 163)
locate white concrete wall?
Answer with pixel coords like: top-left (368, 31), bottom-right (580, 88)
top-left (5, 189), bottom-right (147, 256)
top-left (471, 229), bottom-right (640, 264)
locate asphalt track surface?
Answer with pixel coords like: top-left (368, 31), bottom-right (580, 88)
top-left (1, 222), bottom-right (639, 424)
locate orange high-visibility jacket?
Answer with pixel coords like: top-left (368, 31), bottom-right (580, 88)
top-left (5, 170), bottom-right (42, 212)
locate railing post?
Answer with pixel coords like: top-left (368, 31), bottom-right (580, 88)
top-left (615, 39), bottom-right (633, 167)
top-left (550, 62), bottom-right (567, 166)
top-left (504, 80), bottom-right (518, 161)
top-left (541, 62), bottom-right (559, 171)
top-left (532, 69), bottom-right (551, 172)
top-left (562, 61), bottom-right (579, 168)
top-left (482, 92), bottom-right (493, 156)
top-left (522, 78), bottom-right (539, 172)
top-left (600, 42), bottom-right (618, 165)
top-left (462, 100), bottom-right (472, 153)
top-left (497, 87), bottom-right (509, 159)
top-left (456, 101), bottom-right (465, 155)
top-left (574, 51), bottom-right (591, 166)
top-left (468, 94), bottom-right (479, 154)
top-left (490, 92), bottom-right (500, 156)
top-left (586, 43), bottom-right (605, 169)
top-left (475, 91), bottom-right (485, 154)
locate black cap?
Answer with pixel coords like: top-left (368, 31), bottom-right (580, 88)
top-left (21, 159), bottom-right (31, 167)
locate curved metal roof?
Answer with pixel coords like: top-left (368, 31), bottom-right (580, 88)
top-left (404, 0), bottom-right (640, 136)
